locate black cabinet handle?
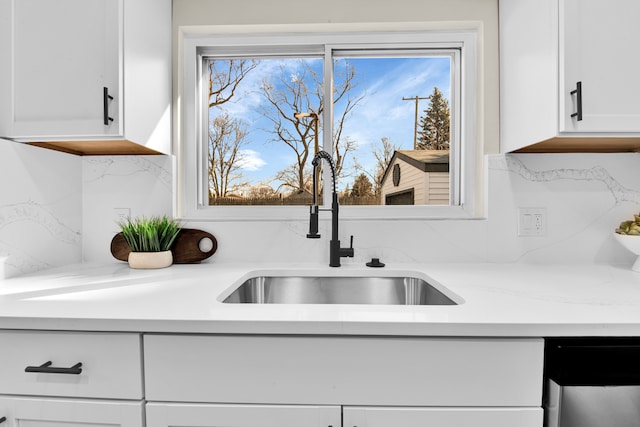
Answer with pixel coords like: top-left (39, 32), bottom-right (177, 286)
top-left (103, 87), bottom-right (114, 125)
top-left (570, 81), bottom-right (583, 121)
top-left (0, 417), bottom-right (6, 423)
top-left (25, 361), bottom-right (83, 375)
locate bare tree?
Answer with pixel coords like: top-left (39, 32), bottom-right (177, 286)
top-left (208, 114), bottom-right (249, 201)
top-left (331, 61), bottom-right (362, 179)
top-left (247, 184), bottom-right (280, 199)
top-left (208, 59), bottom-right (258, 108)
top-left (207, 59), bottom-right (258, 203)
top-left (354, 137), bottom-right (400, 195)
top-left (274, 164), bottom-right (312, 195)
top-left (260, 60), bottom-right (363, 191)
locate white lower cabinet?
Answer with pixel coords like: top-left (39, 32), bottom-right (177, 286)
top-left (143, 335), bottom-right (545, 427)
top-left (344, 406), bottom-right (542, 427)
top-left (146, 403), bottom-right (341, 427)
top-left (0, 330), bottom-right (544, 427)
top-left (0, 396), bottom-right (143, 427)
top-left (144, 335), bottom-right (543, 406)
top-left (0, 331), bottom-right (144, 427)
top-left (0, 331), bottom-right (143, 399)
top-left (145, 403), bottom-right (542, 427)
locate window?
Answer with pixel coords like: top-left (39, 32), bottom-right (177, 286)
top-left (205, 54), bottom-right (324, 206)
top-left (180, 26), bottom-right (479, 220)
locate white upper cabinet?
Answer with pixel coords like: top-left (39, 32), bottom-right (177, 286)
top-left (560, 0), bottom-right (640, 133)
top-left (0, 0), bottom-right (171, 155)
top-left (5, 0), bottom-right (121, 139)
top-left (500, 0), bottom-right (640, 152)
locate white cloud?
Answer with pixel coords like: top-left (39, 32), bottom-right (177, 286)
top-left (336, 57), bottom-right (451, 151)
top-left (238, 149), bottom-right (267, 171)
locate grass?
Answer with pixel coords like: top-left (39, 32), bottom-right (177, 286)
top-left (119, 215), bottom-right (182, 252)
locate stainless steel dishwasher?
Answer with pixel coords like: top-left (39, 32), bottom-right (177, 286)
top-left (545, 338), bottom-right (640, 427)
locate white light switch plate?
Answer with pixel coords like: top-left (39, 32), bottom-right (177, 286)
top-left (518, 207), bottom-right (546, 236)
top-left (113, 207), bottom-right (131, 224)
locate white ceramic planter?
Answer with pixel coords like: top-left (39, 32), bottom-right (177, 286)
top-left (614, 233), bottom-right (640, 272)
top-left (128, 250), bottom-right (173, 269)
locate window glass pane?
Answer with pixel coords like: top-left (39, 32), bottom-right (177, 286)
top-left (332, 55), bottom-right (452, 206)
top-left (206, 54), bottom-right (453, 208)
top-left (207, 57), bottom-right (323, 206)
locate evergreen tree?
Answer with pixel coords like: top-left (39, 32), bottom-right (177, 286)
top-left (350, 173), bottom-right (374, 198)
top-left (417, 87), bottom-right (450, 150)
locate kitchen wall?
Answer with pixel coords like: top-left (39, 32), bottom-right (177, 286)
top-left (81, 152), bottom-right (640, 269)
top-left (81, 155), bottom-right (174, 264)
top-left (172, 0), bottom-right (500, 154)
top-left (1, 0), bottom-right (639, 276)
top-left (1, 145), bottom-right (638, 275)
top-left (0, 141), bottom-right (82, 278)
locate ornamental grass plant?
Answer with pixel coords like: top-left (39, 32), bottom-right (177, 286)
top-left (119, 215), bottom-right (182, 252)
top-left (616, 212), bottom-right (640, 235)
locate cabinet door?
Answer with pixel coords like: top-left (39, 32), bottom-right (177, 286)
top-left (146, 403), bottom-right (341, 427)
top-left (2, 0), bottom-right (121, 138)
top-left (560, 0), bottom-right (640, 132)
top-left (0, 396), bottom-right (143, 427)
top-left (344, 406), bottom-right (542, 427)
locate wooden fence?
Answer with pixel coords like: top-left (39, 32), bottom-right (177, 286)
top-left (210, 194), bottom-right (380, 206)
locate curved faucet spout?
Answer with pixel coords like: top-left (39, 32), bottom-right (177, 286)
top-left (308, 150), bottom-right (354, 267)
top-left (311, 150), bottom-right (336, 194)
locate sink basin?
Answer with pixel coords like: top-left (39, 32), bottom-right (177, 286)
top-left (222, 275), bottom-right (458, 305)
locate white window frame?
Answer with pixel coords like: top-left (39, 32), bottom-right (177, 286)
top-left (178, 23), bottom-right (481, 221)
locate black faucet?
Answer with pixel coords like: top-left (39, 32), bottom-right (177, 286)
top-left (307, 150), bottom-right (354, 267)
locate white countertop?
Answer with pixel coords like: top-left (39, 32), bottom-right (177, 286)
top-left (2, 261), bottom-right (640, 337)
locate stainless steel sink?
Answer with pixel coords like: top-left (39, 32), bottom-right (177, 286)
top-left (222, 276), bottom-right (457, 305)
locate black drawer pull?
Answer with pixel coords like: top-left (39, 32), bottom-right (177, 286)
top-left (103, 86), bottom-right (114, 125)
top-left (570, 81), bottom-right (583, 121)
top-left (25, 361), bottom-right (83, 375)
top-left (0, 417), bottom-right (6, 423)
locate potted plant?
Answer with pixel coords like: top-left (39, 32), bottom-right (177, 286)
top-left (615, 213), bottom-right (640, 272)
top-left (118, 215), bottom-right (182, 269)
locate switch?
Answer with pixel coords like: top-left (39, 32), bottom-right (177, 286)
top-left (518, 207), bottom-right (546, 236)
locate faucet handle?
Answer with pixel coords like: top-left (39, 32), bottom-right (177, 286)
top-left (307, 205), bottom-right (320, 239)
top-left (340, 235), bottom-right (355, 258)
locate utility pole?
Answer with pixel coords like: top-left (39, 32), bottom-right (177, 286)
top-left (402, 96), bottom-right (428, 149)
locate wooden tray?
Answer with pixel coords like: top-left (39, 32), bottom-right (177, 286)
top-left (111, 228), bottom-right (217, 264)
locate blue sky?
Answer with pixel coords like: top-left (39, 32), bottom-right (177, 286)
top-left (210, 55), bottom-right (451, 192)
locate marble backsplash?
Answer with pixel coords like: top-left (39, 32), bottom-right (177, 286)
top-left (485, 154), bottom-right (640, 265)
top-left (0, 143), bottom-right (81, 278)
top-left (82, 155), bottom-right (174, 263)
top-left (80, 151), bottom-right (640, 268)
top-left (1, 141), bottom-right (639, 277)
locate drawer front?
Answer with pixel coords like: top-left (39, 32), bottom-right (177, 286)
top-left (146, 403), bottom-right (341, 427)
top-left (0, 396), bottom-right (144, 427)
top-left (344, 406), bottom-right (543, 427)
top-left (144, 335), bottom-right (543, 406)
top-left (0, 331), bottom-right (142, 399)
